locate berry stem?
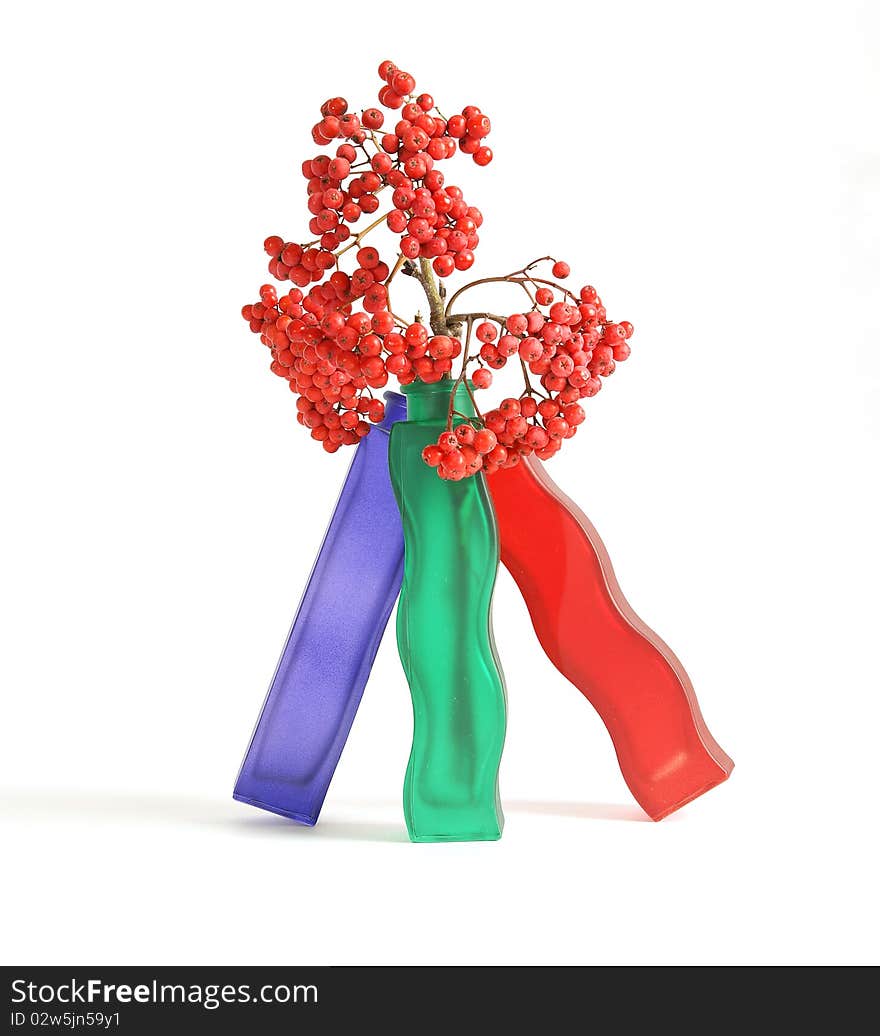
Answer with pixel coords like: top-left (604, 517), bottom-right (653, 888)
top-left (445, 318), bottom-right (484, 429)
top-left (445, 310), bottom-right (509, 326)
top-left (443, 274), bottom-right (517, 318)
top-left (333, 202), bottom-right (390, 259)
top-left (515, 274), bottom-right (579, 305)
top-left (462, 377), bottom-right (484, 421)
top-left (516, 278), bottom-right (538, 307)
top-left (443, 270), bottom-right (578, 320)
top-left (384, 253), bottom-right (407, 321)
top-left (519, 357), bottom-right (547, 399)
top-left (447, 318), bottom-right (475, 428)
top-left (385, 253), bottom-right (406, 287)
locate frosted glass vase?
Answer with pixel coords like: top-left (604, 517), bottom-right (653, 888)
top-left (234, 392), bottom-right (407, 825)
top-left (389, 381), bottom-right (507, 842)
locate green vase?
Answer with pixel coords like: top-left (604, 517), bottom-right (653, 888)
top-left (389, 380), bottom-right (507, 842)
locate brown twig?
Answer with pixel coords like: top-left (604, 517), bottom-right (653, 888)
top-left (443, 269), bottom-right (579, 319)
top-left (447, 318), bottom-right (477, 428)
top-left (333, 210), bottom-right (390, 258)
top-left (445, 311), bottom-right (509, 326)
top-left (520, 357), bottom-right (547, 399)
top-left (409, 258), bottom-right (459, 336)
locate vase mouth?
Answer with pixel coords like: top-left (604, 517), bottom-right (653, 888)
top-left (401, 379), bottom-right (472, 395)
top-left (379, 390), bottom-right (408, 429)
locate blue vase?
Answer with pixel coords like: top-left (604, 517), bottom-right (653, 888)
top-left (233, 391), bottom-right (407, 824)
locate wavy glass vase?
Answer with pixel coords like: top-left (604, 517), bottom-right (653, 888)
top-left (233, 391), bottom-right (407, 825)
top-left (488, 456), bottom-right (733, 819)
top-left (389, 381), bottom-right (507, 842)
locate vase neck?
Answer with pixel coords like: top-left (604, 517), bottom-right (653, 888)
top-left (402, 380), bottom-right (474, 422)
top-left (377, 391), bottom-right (407, 431)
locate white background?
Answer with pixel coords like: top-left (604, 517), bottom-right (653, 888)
top-left (1, 1), bottom-right (877, 966)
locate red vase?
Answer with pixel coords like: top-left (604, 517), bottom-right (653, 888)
top-left (488, 456), bottom-right (733, 820)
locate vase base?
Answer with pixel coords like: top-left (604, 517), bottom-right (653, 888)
top-left (408, 830), bottom-right (503, 844)
top-left (640, 761), bottom-right (734, 822)
top-left (232, 792), bottom-right (318, 827)
top-left (406, 803), bottom-right (504, 843)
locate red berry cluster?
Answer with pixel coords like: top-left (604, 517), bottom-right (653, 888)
top-left (240, 279), bottom-right (390, 454)
top-left (376, 59), bottom-right (492, 167)
top-left (242, 62), bottom-right (634, 472)
top-left (252, 61), bottom-right (490, 293)
top-left (384, 324), bottom-right (462, 385)
top-left (311, 95), bottom-right (366, 147)
top-left (422, 425), bottom-right (506, 480)
top-left (240, 257), bottom-right (469, 452)
top-left (422, 263), bottom-right (633, 476)
top-left (242, 60), bottom-right (496, 454)
top-left (376, 59), bottom-right (489, 277)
